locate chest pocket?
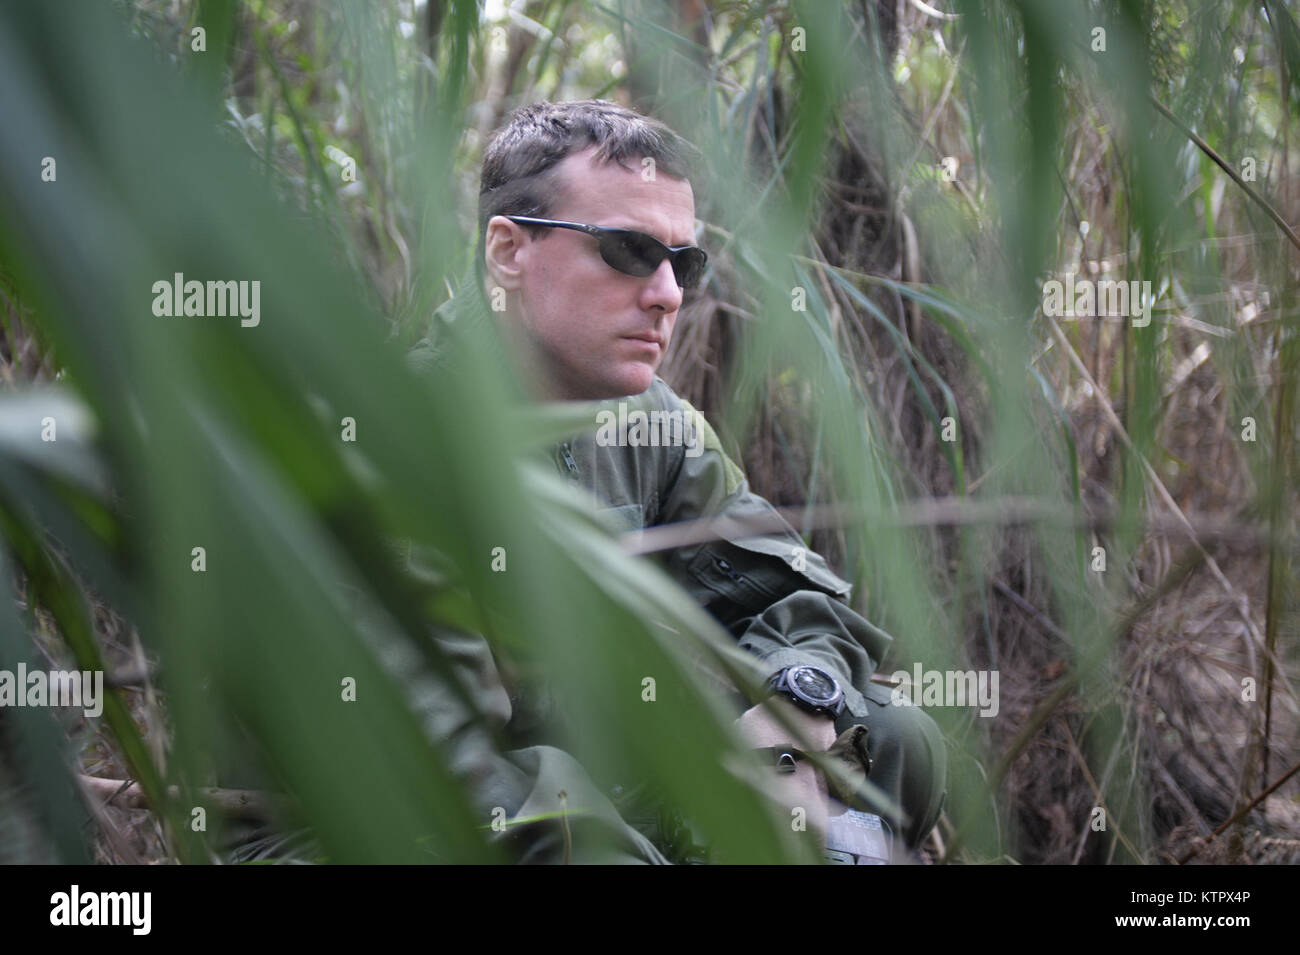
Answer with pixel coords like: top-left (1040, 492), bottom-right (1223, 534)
top-left (685, 535), bottom-right (853, 623)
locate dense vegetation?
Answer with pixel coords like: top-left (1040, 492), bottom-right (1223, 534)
top-left (0, 0), bottom-right (1297, 864)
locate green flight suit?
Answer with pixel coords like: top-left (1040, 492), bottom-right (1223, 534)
top-left (228, 279), bottom-right (946, 864)
top-left (400, 279), bottom-right (948, 856)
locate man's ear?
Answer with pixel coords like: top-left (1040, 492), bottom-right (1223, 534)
top-left (483, 215), bottom-right (528, 291)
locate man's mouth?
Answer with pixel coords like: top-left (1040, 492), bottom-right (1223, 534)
top-left (623, 333), bottom-right (663, 348)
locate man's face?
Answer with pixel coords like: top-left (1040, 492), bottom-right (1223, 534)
top-left (485, 145), bottom-right (697, 400)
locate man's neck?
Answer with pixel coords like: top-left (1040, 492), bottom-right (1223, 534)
top-left (494, 317), bottom-right (577, 403)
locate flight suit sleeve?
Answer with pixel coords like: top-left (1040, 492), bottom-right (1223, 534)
top-left (355, 596), bottom-right (670, 864)
top-left (397, 321), bottom-right (667, 863)
top-left (654, 387), bottom-right (890, 723)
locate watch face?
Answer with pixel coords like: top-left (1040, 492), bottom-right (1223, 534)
top-left (791, 666), bottom-right (837, 703)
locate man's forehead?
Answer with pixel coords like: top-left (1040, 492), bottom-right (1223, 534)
top-left (551, 146), bottom-right (696, 244)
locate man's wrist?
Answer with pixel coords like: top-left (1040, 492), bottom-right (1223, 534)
top-left (736, 698), bottom-right (838, 754)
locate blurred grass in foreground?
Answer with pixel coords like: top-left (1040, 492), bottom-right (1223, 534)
top-left (0, 0), bottom-right (1297, 864)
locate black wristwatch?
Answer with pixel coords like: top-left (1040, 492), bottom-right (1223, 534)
top-left (767, 665), bottom-right (846, 719)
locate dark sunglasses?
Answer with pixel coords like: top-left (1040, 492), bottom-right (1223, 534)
top-left (505, 216), bottom-right (708, 289)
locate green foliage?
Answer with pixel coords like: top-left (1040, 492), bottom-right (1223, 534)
top-left (1, 0), bottom-right (1296, 865)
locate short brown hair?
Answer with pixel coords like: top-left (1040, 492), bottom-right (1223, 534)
top-left (477, 99), bottom-right (697, 245)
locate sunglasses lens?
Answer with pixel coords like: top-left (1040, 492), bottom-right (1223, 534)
top-left (673, 249), bottom-right (707, 289)
top-left (598, 232), bottom-right (662, 277)
top-left (597, 230), bottom-right (707, 288)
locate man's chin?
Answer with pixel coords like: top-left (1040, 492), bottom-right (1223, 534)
top-left (568, 362), bottom-right (656, 400)
top-left (554, 362), bottom-right (658, 401)
top-left (604, 364), bottom-right (656, 398)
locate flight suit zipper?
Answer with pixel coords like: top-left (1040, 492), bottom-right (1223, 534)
top-left (557, 441), bottom-right (579, 481)
top-left (712, 554), bottom-right (779, 601)
top-left (714, 556), bottom-right (744, 583)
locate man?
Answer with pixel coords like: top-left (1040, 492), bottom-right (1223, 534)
top-left (406, 99), bottom-right (946, 862)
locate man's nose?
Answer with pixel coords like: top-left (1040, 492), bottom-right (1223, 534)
top-left (640, 258), bottom-right (684, 313)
